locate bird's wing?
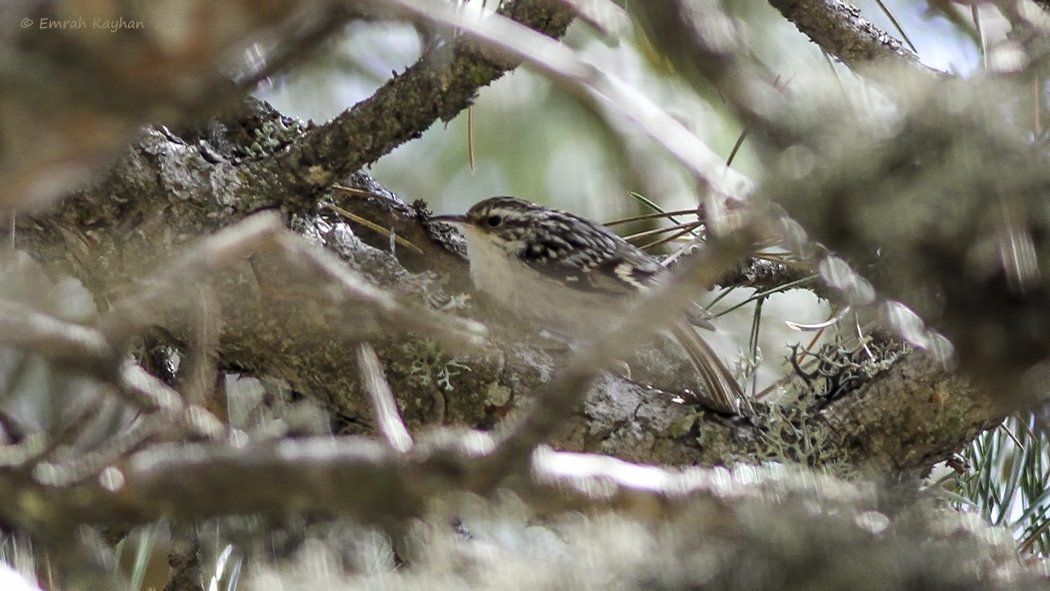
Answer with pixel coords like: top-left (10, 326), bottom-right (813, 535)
top-left (518, 220), bottom-right (662, 297)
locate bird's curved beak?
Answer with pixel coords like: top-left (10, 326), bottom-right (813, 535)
top-left (429, 213), bottom-right (468, 225)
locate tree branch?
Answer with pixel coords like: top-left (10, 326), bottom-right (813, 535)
top-left (767, 0), bottom-right (922, 69)
top-left (273, 0), bottom-right (577, 192)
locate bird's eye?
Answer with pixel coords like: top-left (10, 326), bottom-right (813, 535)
top-left (485, 215), bottom-right (502, 227)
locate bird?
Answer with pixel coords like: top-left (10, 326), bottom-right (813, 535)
top-left (430, 196), bottom-right (744, 414)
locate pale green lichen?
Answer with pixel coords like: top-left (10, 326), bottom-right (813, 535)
top-left (485, 382), bottom-right (511, 406)
top-left (670, 411), bottom-right (703, 439)
top-left (751, 402), bottom-right (857, 479)
top-left (402, 340), bottom-right (470, 392)
top-left (241, 117), bottom-right (306, 159)
top-left (749, 338), bottom-right (909, 477)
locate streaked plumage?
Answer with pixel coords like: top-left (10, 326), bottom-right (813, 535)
top-left (432, 196), bottom-right (743, 414)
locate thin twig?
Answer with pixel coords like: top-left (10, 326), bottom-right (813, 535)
top-left (623, 220), bottom-right (702, 243)
top-left (641, 223), bottom-right (703, 251)
top-left (356, 343), bottom-right (413, 453)
top-left (178, 285), bottom-right (223, 407)
top-left (327, 204), bottom-right (424, 255)
top-left (604, 208), bottom-right (702, 226)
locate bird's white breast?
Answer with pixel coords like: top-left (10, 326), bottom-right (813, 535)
top-left (460, 226), bottom-right (612, 330)
top-left (460, 226), bottom-right (525, 302)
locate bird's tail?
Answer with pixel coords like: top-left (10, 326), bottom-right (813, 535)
top-left (670, 320), bottom-right (744, 415)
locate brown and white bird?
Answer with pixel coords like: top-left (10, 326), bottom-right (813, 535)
top-left (431, 196), bottom-right (743, 414)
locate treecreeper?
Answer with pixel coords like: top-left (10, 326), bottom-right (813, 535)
top-left (431, 196), bottom-right (744, 415)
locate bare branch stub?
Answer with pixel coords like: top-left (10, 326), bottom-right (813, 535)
top-left (0, 298), bottom-right (119, 378)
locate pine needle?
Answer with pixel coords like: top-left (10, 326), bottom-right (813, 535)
top-left (327, 204), bottom-right (424, 255)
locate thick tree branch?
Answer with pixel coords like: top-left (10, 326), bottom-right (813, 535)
top-left (274, 0), bottom-right (576, 192)
top-left (767, 0), bottom-right (922, 69)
